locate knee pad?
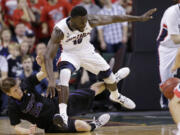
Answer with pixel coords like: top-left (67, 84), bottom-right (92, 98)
top-left (103, 72), bottom-right (116, 84)
top-left (59, 68), bottom-right (71, 86)
top-left (57, 61), bottom-right (76, 73)
top-left (98, 68), bottom-right (112, 80)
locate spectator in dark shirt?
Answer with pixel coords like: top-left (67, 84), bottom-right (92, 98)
top-left (7, 43), bottom-right (23, 78)
top-left (18, 55), bottom-right (48, 95)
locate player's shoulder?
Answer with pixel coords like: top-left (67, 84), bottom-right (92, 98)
top-left (164, 4), bottom-right (179, 15)
top-left (55, 17), bottom-right (68, 27)
top-left (54, 17), bottom-right (69, 34)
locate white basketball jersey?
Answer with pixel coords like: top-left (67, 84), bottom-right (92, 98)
top-left (157, 4), bottom-right (180, 48)
top-left (54, 17), bottom-right (95, 52)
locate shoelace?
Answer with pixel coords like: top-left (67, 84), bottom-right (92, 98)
top-left (92, 117), bottom-right (103, 127)
top-left (118, 95), bottom-right (127, 104)
top-left (115, 74), bottom-right (122, 82)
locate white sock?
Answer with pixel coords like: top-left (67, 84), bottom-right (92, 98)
top-left (110, 90), bottom-right (120, 99)
top-left (59, 103), bottom-right (68, 121)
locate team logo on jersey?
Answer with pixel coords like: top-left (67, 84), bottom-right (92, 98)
top-left (65, 32), bottom-right (91, 43)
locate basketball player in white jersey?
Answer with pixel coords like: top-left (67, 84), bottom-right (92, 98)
top-left (44, 6), bottom-right (156, 127)
top-left (157, 1), bottom-right (180, 134)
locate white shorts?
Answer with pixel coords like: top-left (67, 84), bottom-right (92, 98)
top-left (158, 45), bottom-right (178, 83)
top-left (59, 50), bottom-right (110, 75)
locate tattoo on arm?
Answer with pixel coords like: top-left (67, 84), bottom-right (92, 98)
top-left (44, 27), bottom-right (64, 81)
top-left (46, 27), bottom-right (64, 58)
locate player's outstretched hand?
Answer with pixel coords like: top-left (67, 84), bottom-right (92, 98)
top-left (140, 8), bottom-right (157, 22)
top-left (46, 80), bottom-right (56, 98)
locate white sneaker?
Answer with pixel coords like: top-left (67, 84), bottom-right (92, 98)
top-left (110, 94), bottom-right (136, 109)
top-left (115, 67), bottom-right (130, 83)
top-left (91, 113), bottom-right (110, 129)
top-left (60, 113), bottom-right (68, 125)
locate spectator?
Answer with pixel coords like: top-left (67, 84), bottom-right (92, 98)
top-left (68, 0), bottom-right (82, 6)
top-left (7, 43), bottom-right (23, 78)
top-left (20, 41), bottom-right (29, 57)
top-left (40, 0), bottom-right (72, 39)
top-left (33, 42), bottom-right (46, 71)
top-left (33, 42), bottom-right (58, 78)
top-left (27, 0), bottom-right (48, 43)
top-left (98, 0), bottom-right (128, 53)
top-left (0, 55), bottom-right (8, 115)
top-left (24, 30), bottom-right (36, 55)
top-left (0, 6), bottom-right (7, 31)
top-left (13, 0), bottom-right (35, 30)
top-left (1, 0), bottom-right (18, 27)
top-left (12, 23), bottom-right (26, 44)
top-left (0, 28), bottom-right (12, 57)
top-left (79, 0), bottom-right (100, 14)
top-left (18, 55), bottom-right (48, 95)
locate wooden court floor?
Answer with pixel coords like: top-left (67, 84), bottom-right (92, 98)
top-left (0, 111), bottom-right (177, 135)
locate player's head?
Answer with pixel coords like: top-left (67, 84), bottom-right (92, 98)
top-left (70, 6), bottom-right (88, 32)
top-left (0, 78), bottom-right (23, 100)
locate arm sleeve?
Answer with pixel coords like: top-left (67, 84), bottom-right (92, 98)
top-left (166, 9), bottom-right (180, 35)
top-left (8, 103), bottom-right (21, 126)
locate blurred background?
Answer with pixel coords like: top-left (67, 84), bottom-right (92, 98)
top-left (0, 0), bottom-right (176, 116)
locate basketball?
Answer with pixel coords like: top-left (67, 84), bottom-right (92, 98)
top-left (160, 78), bottom-right (180, 99)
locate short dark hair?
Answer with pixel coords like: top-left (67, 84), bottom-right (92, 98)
top-left (70, 6), bottom-right (87, 18)
top-left (22, 55), bottom-right (32, 63)
top-left (0, 78), bottom-right (16, 93)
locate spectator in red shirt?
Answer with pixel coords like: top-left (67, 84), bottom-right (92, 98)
top-left (27, 0), bottom-right (48, 43)
top-left (40, 0), bottom-right (72, 37)
top-left (68, 0), bottom-right (82, 6)
top-left (1, 0), bottom-right (18, 26)
top-left (13, 0), bottom-right (35, 30)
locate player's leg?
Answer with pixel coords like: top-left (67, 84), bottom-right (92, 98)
top-left (57, 68), bottom-right (71, 125)
top-left (168, 84), bottom-right (180, 135)
top-left (81, 52), bottom-right (135, 109)
top-left (90, 67), bottom-right (130, 96)
top-left (158, 46), bottom-right (178, 108)
top-left (102, 71), bottom-right (135, 109)
top-left (53, 113), bottom-right (110, 132)
top-left (56, 52), bottom-right (80, 125)
top-left (74, 113), bottom-right (110, 132)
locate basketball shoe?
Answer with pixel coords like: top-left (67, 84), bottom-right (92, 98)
top-left (53, 113), bottom-right (68, 130)
top-left (115, 67), bottom-right (130, 83)
top-left (110, 67), bottom-right (136, 109)
top-left (91, 113), bottom-right (110, 129)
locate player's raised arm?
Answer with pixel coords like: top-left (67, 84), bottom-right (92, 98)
top-left (88, 8), bottom-right (157, 27)
top-left (44, 27), bottom-right (64, 97)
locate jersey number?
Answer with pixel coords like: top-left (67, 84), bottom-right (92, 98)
top-left (73, 38), bottom-right (83, 45)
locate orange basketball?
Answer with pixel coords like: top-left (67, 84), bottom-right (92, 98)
top-left (160, 78), bottom-right (180, 99)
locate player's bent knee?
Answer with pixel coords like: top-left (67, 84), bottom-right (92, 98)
top-left (75, 120), bottom-right (91, 132)
top-left (59, 68), bottom-right (71, 86)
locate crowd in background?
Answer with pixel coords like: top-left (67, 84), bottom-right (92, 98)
top-left (0, 0), bottom-right (133, 115)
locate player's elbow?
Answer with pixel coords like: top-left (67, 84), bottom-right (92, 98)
top-left (171, 35), bottom-right (180, 44)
